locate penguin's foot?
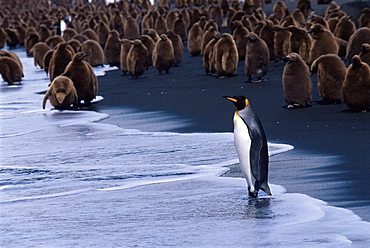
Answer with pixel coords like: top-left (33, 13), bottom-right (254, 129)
top-left (341, 108), bottom-right (369, 113)
top-left (251, 78), bottom-right (268, 83)
top-left (248, 190), bottom-right (258, 198)
top-left (287, 103), bottom-right (302, 109)
top-left (246, 77), bottom-right (268, 83)
top-left (245, 77), bottom-right (253, 83)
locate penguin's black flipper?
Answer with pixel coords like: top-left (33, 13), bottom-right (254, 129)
top-left (249, 133), bottom-right (263, 182)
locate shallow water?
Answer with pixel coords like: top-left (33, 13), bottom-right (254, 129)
top-left (1, 48), bottom-right (370, 247)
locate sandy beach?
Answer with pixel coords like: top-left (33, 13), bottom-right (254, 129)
top-left (95, 1), bottom-right (370, 221)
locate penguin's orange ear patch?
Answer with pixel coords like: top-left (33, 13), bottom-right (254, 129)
top-left (226, 97), bottom-right (237, 102)
top-left (245, 99), bottom-right (250, 106)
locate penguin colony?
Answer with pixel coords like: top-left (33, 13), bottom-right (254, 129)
top-left (0, 0), bottom-right (369, 199)
top-left (1, 0), bottom-right (369, 111)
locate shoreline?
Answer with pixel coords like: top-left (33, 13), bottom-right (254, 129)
top-left (93, 0), bottom-right (370, 221)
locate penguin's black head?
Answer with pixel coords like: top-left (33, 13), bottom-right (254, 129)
top-left (223, 95), bottom-right (250, 110)
top-left (308, 23), bottom-right (324, 35)
top-left (361, 43), bottom-right (370, 54)
top-left (351, 55), bottom-right (363, 69)
top-left (73, 52), bottom-right (89, 62)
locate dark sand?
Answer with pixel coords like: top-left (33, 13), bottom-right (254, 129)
top-left (94, 1), bottom-right (370, 221)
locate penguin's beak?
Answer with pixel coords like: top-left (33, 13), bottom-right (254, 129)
top-left (281, 56), bottom-right (291, 62)
top-left (222, 96), bottom-right (237, 102)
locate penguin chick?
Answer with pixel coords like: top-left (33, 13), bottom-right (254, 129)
top-left (61, 52), bottom-right (98, 106)
top-left (145, 28), bottom-right (160, 43)
top-left (154, 14), bottom-right (168, 35)
top-left (109, 11), bottom-right (125, 37)
top-left (272, 1), bottom-right (287, 21)
top-left (5, 28), bottom-right (19, 48)
top-left (244, 32), bottom-right (269, 82)
top-left (29, 42), bottom-right (50, 69)
top-left (142, 12), bottom-right (154, 32)
top-left (43, 49), bottom-right (55, 76)
top-left (0, 56), bottom-right (23, 85)
top-left (42, 76), bottom-right (78, 110)
top-left (38, 24), bottom-right (52, 43)
top-left (152, 34), bottom-right (175, 75)
top-left (232, 20), bottom-right (249, 61)
top-left (203, 34), bottom-right (221, 74)
top-left (213, 33), bottom-right (239, 77)
top-left (282, 53), bottom-right (312, 108)
top-left (124, 16), bottom-right (140, 40)
top-left (62, 28), bottom-right (78, 42)
top-left (310, 54), bottom-right (346, 104)
top-left (341, 55), bottom-right (370, 112)
top-left (308, 23), bottom-right (339, 64)
top-left (173, 13), bottom-right (187, 43)
top-left (67, 39), bottom-right (81, 54)
top-left (359, 43), bottom-right (370, 65)
top-left (95, 22), bottom-right (111, 48)
top-left (287, 25), bottom-right (312, 64)
top-left (127, 39), bottom-right (148, 78)
top-left (139, 35), bottom-right (156, 67)
top-left (45, 35), bottom-right (65, 49)
top-left (359, 7), bottom-right (370, 28)
top-left (333, 15), bottom-right (356, 57)
top-left (223, 95), bottom-right (271, 198)
top-left (166, 9), bottom-right (178, 31)
top-left (25, 32), bottom-right (41, 56)
top-left (104, 30), bottom-right (122, 67)
top-left (187, 22), bottom-right (203, 56)
top-left (273, 25), bottom-right (290, 59)
top-left (209, 5), bottom-right (223, 31)
top-left (259, 20), bottom-right (276, 61)
top-left (346, 27), bottom-right (370, 64)
top-left (48, 42), bottom-right (73, 81)
top-left (296, 0), bottom-right (312, 18)
top-left (0, 27), bottom-right (6, 49)
top-left (120, 39), bottom-right (133, 75)
top-left (203, 34), bottom-right (221, 75)
top-left (166, 30), bottom-right (183, 66)
top-left (201, 26), bottom-right (218, 56)
top-left (0, 50), bottom-right (24, 76)
top-left (80, 40), bottom-right (105, 67)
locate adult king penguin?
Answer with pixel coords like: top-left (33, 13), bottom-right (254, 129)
top-left (223, 95), bottom-right (271, 197)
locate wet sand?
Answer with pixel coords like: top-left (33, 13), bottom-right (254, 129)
top-left (94, 1), bottom-right (370, 221)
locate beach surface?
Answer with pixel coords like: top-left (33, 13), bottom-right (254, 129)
top-left (96, 0), bottom-right (370, 221)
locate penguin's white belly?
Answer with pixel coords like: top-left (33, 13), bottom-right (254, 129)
top-left (233, 113), bottom-right (255, 192)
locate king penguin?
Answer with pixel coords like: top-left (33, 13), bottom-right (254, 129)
top-left (223, 95), bottom-right (272, 197)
